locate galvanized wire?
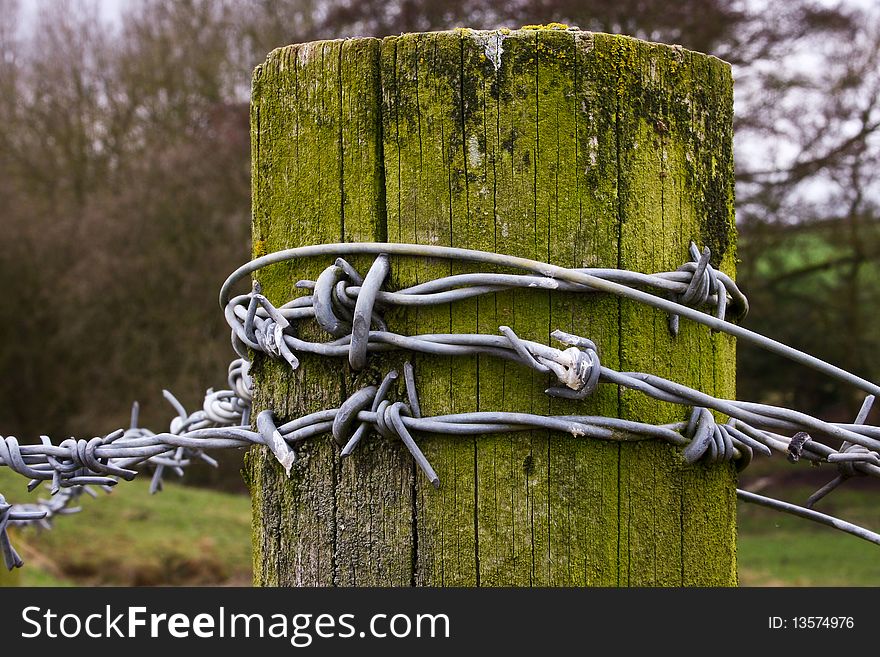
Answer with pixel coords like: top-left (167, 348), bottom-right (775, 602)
top-left (219, 244), bottom-right (880, 543)
top-left (0, 359), bottom-right (252, 569)
top-left (220, 242), bottom-right (880, 397)
top-left (3, 241), bottom-right (880, 571)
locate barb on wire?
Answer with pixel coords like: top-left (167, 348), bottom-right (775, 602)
top-left (0, 357), bottom-right (254, 569)
top-left (219, 243), bottom-right (880, 544)
top-left (3, 240), bottom-right (880, 572)
top-left (7, 353), bottom-right (880, 566)
top-left (220, 242), bottom-right (879, 397)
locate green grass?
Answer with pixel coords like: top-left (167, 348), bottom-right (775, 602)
top-left (0, 468), bottom-right (252, 587)
top-left (3, 467), bottom-right (879, 586)
top-left (737, 485), bottom-right (880, 586)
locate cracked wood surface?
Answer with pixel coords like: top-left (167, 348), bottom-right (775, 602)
top-left (248, 29), bottom-right (737, 586)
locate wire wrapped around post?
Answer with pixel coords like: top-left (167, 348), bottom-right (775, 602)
top-left (2, 242), bottom-right (880, 572)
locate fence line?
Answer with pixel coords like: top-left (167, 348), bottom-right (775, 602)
top-left (3, 242), bottom-right (880, 571)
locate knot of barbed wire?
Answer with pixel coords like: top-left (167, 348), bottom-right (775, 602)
top-left (0, 431), bottom-right (133, 491)
top-left (297, 255), bottom-right (391, 370)
top-left (7, 487), bottom-right (87, 530)
top-left (682, 408), bottom-right (737, 465)
top-left (0, 490), bottom-right (59, 569)
top-left (680, 408), bottom-right (772, 471)
top-left (497, 326), bottom-right (602, 398)
top-left (804, 395), bottom-right (879, 508)
top-left (829, 443), bottom-right (880, 477)
top-left (61, 435), bottom-right (139, 484)
top-left (548, 331), bottom-right (602, 398)
top-left (339, 363), bottom-right (438, 486)
top-left (254, 362), bottom-right (440, 487)
top-left (227, 358), bottom-right (253, 404)
top-left (145, 389), bottom-right (227, 493)
top-left (238, 280), bottom-right (300, 368)
top-left (786, 431), bottom-right (811, 463)
top-left (204, 389), bottom-right (250, 425)
top-left (238, 256), bottom-right (391, 373)
top-left (667, 242), bottom-right (745, 335)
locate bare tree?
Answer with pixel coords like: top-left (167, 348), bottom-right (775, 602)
top-left (734, 4), bottom-right (880, 415)
top-left (0, 0), bottom-right (876, 490)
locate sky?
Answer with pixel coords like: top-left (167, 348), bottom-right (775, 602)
top-left (19, 0), bottom-right (126, 29)
top-left (13, 0), bottom-right (877, 211)
top-left (19, 0), bottom-right (880, 30)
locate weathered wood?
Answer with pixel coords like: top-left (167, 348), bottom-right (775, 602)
top-left (248, 38), bottom-right (408, 586)
top-left (614, 38), bottom-right (737, 585)
top-left (249, 27), bottom-right (737, 586)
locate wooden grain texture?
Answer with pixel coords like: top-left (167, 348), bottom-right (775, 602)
top-left (248, 38), bottom-right (411, 586)
top-left (250, 28), bottom-right (737, 586)
top-left (613, 37), bottom-right (737, 586)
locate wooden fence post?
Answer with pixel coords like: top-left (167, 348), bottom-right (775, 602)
top-left (247, 27), bottom-right (737, 586)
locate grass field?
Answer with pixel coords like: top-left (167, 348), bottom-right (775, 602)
top-left (0, 469), bottom-right (252, 587)
top-left (2, 469), bottom-right (878, 586)
top-left (737, 484), bottom-right (880, 586)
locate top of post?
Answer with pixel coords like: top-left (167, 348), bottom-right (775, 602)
top-left (252, 25), bottom-right (731, 84)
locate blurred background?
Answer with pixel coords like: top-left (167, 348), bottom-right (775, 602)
top-left (0, 0), bottom-right (878, 586)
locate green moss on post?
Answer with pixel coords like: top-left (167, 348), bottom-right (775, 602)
top-left (250, 28), bottom-right (737, 586)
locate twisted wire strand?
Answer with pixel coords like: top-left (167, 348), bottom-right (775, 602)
top-left (4, 355), bottom-right (880, 569)
top-left (219, 244), bottom-right (880, 543)
top-left (3, 242), bottom-right (880, 570)
top-left (0, 358), bottom-right (254, 568)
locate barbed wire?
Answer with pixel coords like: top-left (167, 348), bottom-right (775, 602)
top-left (0, 359), bottom-right (253, 570)
top-left (3, 241), bottom-right (880, 572)
top-left (218, 242), bottom-right (880, 541)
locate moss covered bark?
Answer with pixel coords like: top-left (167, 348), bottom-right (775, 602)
top-left (250, 28), bottom-right (737, 586)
